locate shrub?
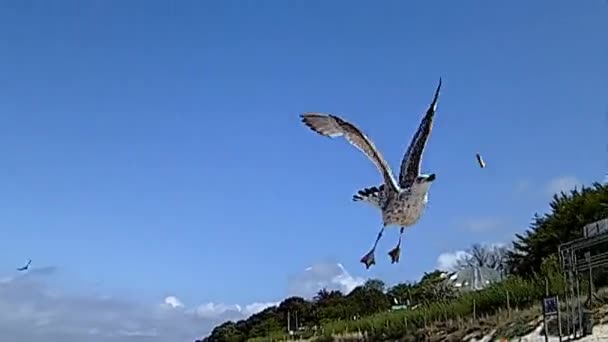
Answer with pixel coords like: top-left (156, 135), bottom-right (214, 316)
top-left (319, 268), bottom-right (565, 339)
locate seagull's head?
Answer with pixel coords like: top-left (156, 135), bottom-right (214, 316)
top-left (416, 173), bottom-right (436, 184)
top-left (414, 173), bottom-right (436, 192)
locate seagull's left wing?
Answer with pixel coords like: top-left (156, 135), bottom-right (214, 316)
top-left (301, 113), bottom-right (399, 193)
top-left (398, 78), bottom-right (442, 188)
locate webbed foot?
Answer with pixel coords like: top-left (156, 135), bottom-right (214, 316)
top-left (388, 246), bottom-right (401, 264)
top-left (360, 250), bottom-right (376, 269)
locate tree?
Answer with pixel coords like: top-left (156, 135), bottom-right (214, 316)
top-left (456, 243), bottom-right (508, 272)
top-left (413, 270), bottom-right (457, 304)
top-left (277, 296), bottom-right (313, 330)
top-left (363, 278), bottom-right (386, 293)
top-left (507, 183), bottom-right (608, 275)
top-left (203, 321), bottom-right (245, 342)
top-left (387, 282), bottom-right (415, 305)
top-left (313, 288), bottom-right (343, 303)
top-left (346, 284), bottom-right (390, 316)
top-left (312, 289), bottom-right (347, 323)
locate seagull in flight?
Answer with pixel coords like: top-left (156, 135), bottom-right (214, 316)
top-left (300, 78), bottom-right (442, 269)
top-left (17, 259), bottom-right (32, 272)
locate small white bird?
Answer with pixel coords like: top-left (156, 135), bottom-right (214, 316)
top-left (301, 78), bottom-right (442, 269)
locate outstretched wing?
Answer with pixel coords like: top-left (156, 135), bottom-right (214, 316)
top-left (352, 184), bottom-right (385, 208)
top-left (398, 78), bottom-right (442, 188)
top-left (17, 259), bottom-right (31, 271)
top-left (301, 113), bottom-right (399, 193)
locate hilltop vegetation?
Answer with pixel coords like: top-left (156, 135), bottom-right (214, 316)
top-left (200, 183), bottom-right (608, 342)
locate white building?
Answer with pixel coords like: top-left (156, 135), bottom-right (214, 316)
top-left (447, 265), bottom-right (502, 291)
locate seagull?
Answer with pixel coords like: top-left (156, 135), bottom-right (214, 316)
top-left (301, 78), bottom-right (442, 269)
top-left (17, 259), bottom-right (32, 272)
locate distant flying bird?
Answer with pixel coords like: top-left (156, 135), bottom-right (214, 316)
top-left (300, 78), bottom-right (442, 269)
top-left (17, 259), bottom-right (32, 271)
top-left (476, 153), bottom-right (486, 168)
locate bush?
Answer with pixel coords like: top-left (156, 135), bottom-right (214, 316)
top-left (319, 268), bottom-right (565, 339)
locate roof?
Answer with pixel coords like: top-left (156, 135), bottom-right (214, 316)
top-left (448, 265), bottom-right (502, 291)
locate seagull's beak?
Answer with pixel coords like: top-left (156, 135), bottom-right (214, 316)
top-left (427, 174), bottom-right (436, 182)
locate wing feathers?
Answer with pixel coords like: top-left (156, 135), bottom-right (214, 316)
top-left (301, 113), bottom-right (399, 193)
top-left (300, 113), bottom-right (344, 137)
top-left (352, 184), bottom-right (385, 208)
top-left (398, 78), bottom-right (442, 188)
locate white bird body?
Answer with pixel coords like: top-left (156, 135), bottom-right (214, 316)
top-left (301, 78), bottom-right (442, 268)
top-left (354, 183), bottom-right (431, 227)
top-left (383, 186), bottom-right (430, 227)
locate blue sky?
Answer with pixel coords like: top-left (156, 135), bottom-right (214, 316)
top-left (0, 1), bottom-right (607, 340)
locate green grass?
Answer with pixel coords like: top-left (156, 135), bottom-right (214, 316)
top-left (316, 272), bottom-right (566, 341)
top-left (245, 265), bottom-right (568, 341)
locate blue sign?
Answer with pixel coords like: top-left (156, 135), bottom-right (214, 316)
top-left (543, 296), bottom-right (559, 316)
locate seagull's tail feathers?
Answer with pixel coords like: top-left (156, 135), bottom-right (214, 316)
top-left (352, 184), bottom-right (385, 208)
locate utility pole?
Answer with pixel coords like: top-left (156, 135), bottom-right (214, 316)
top-left (294, 311), bottom-right (298, 331)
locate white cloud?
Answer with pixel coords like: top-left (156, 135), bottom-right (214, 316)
top-left (0, 260), bottom-right (362, 341)
top-left (286, 261), bottom-right (365, 298)
top-left (436, 250), bottom-right (469, 271)
top-left (192, 301), bottom-right (279, 320)
top-left (242, 302), bottom-right (279, 316)
top-left (0, 267), bottom-right (277, 342)
top-left (194, 303), bottom-right (242, 319)
top-left (162, 296), bottom-right (183, 309)
top-left (436, 242), bottom-right (507, 272)
top-left (546, 176), bottom-right (582, 196)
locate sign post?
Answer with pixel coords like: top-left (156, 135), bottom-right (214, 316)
top-left (543, 296), bottom-right (562, 342)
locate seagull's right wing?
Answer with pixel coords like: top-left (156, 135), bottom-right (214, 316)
top-left (398, 78), bottom-right (442, 188)
top-left (301, 113), bottom-right (399, 193)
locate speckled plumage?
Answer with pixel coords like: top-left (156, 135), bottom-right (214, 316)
top-left (352, 184), bottom-right (431, 227)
